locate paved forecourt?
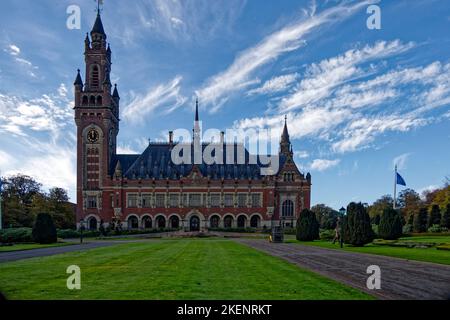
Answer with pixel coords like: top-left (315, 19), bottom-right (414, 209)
top-left (235, 238), bottom-right (450, 300)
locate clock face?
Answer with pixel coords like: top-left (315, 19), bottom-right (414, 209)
top-left (87, 129), bottom-right (99, 143)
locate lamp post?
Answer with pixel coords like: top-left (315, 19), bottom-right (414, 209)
top-left (79, 219), bottom-right (85, 244)
top-left (339, 207), bottom-right (346, 248)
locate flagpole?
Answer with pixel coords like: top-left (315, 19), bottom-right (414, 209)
top-left (393, 165), bottom-right (397, 210)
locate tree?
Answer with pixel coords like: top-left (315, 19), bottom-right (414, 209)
top-left (413, 207), bottom-right (428, 233)
top-left (379, 208), bottom-right (403, 240)
top-left (296, 209), bottom-right (319, 241)
top-left (345, 202), bottom-right (374, 246)
top-left (441, 204), bottom-right (450, 229)
top-left (428, 205), bottom-right (441, 228)
top-left (47, 188), bottom-right (75, 229)
top-left (32, 213), bottom-right (57, 244)
top-left (311, 204), bottom-right (339, 229)
top-left (397, 189), bottom-right (421, 223)
top-left (368, 195), bottom-right (393, 225)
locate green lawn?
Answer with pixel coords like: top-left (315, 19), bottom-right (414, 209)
top-left (0, 242), bottom-right (72, 252)
top-left (0, 239), bottom-right (372, 300)
top-left (289, 236), bottom-right (450, 265)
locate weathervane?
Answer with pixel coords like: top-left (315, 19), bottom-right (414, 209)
top-left (95, 0), bottom-right (104, 14)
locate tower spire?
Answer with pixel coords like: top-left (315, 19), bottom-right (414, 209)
top-left (280, 115), bottom-right (292, 156)
top-left (195, 97), bottom-right (199, 122)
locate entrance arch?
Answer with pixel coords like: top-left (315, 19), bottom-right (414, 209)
top-left (155, 216), bottom-right (166, 229)
top-left (87, 217), bottom-right (97, 230)
top-left (250, 215), bottom-right (260, 228)
top-left (169, 215), bottom-right (180, 229)
top-left (190, 216), bottom-right (200, 231)
top-left (237, 215), bottom-right (247, 228)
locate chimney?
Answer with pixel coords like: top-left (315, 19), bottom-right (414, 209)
top-left (169, 131), bottom-right (173, 144)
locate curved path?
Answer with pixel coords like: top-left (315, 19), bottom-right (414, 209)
top-left (235, 238), bottom-right (450, 300)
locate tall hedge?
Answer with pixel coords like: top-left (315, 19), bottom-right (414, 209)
top-left (428, 205), bottom-right (441, 228)
top-left (32, 213), bottom-right (57, 244)
top-left (296, 209), bottom-right (319, 241)
top-left (344, 202), bottom-right (374, 246)
top-left (413, 207), bottom-right (428, 233)
top-left (379, 208), bottom-right (403, 240)
top-left (442, 204), bottom-right (450, 229)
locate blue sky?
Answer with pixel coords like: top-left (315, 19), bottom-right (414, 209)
top-left (0, 0), bottom-right (449, 209)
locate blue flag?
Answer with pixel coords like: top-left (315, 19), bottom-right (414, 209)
top-left (396, 172), bottom-right (406, 186)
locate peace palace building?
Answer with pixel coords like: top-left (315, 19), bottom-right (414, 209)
top-left (74, 12), bottom-right (311, 231)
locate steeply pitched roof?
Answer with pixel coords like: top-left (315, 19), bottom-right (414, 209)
top-left (111, 143), bottom-right (276, 180)
top-left (74, 69), bottom-right (83, 86)
top-left (91, 12), bottom-right (106, 36)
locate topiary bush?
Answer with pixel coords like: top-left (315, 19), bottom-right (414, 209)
top-left (441, 204), bottom-right (450, 229)
top-left (378, 208), bottom-right (403, 240)
top-left (413, 208), bottom-right (428, 233)
top-left (32, 213), bottom-right (57, 244)
top-left (344, 202), bottom-right (374, 246)
top-left (296, 209), bottom-right (319, 241)
top-left (319, 229), bottom-right (335, 240)
top-left (0, 228), bottom-right (33, 243)
top-left (428, 205), bottom-right (442, 229)
top-left (402, 223), bottom-right (413, 234)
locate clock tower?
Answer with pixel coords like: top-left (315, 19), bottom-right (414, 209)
top-left (74, 10), bottom-right (120, 222)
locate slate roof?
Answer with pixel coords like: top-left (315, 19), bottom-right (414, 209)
top-left (91, 12), bottom-right (106, 35)
top-left (110, 143), bottom-right (284, 180)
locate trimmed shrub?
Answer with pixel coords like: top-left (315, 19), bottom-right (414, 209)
top-left (371, 224), bottom-right (379, 236)
top-left (296, 209), bottom-right (319, 241)
top-left (32, 213), bottom-right (57, 244)
top-left (402, 224), bottom-right (413, 234)
top-left (379, 208), bottom-right (403, 240)
top-left (427, 224), bottom-right (444, 233)
top-left (428, 205), bottom-right (442, 228)
top-left (413, 208), bottom-right (428, 233)
top-left (0, 228), bottom-right (33, 243)
top-left (319, 229), bottom-right (335, 240)
top-left (344, 202), bottom-right (374, 246)
top-left (441, 204), bottom-right (450, 229)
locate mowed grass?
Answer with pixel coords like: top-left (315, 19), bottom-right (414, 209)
top-left (0, 242), bottom-right (72, 252)
top-left (0, 239), bottom-right (372, 300)
top-left (289, 236), bottom-right (450, 265)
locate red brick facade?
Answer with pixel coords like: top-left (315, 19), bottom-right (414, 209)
top-left (74, 13), bottom-right (311, 231)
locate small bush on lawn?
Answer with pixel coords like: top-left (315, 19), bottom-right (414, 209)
top-left (379, 208), bottom-right (403, 240)
top-left (319, 229), bottom-right (335, 240)
top-left (0, 228), bottom-right (33, 243)
top-left (344, 202), bottom-right (374, 246)
top-left (427, 224), bottom-right (447, 233)
top-left (32, 213), bottom-right (57, 244)
top-left (296, 209), bottom-right (319, 241)
top-left (402, 224), bottom-right (413, 234)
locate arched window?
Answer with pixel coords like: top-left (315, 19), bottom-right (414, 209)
top-left (89, 95), bottom-right (96, 105)
top-left (127, 216), bottom-right (139, 229)
top-left (237, 215), bottom-right (246, 228)
top-left (82, 96), bottom-right (88, 106)
top-left (224, 216), bottom-right (233, 229)
top-left (91, 65), bottom-right (100, 88)
top-left (250, 215), bottom-right (260, 228)
top-left (142, 216), bottom-right (152, 229)
top-left (210, 216), bottom-right (219, 228)
top-left (156, 216), bottom-right (166, 229)
top-left (96, 96), bottom-right (102, 106)
top-left (88, 217), bottom-right (97, 230)
top-left (282, 200), bottom-right (294, 217)
top-left (170, 216), bottom-right (180, 229)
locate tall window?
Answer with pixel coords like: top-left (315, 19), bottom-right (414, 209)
top-left (224, 194), bottom-right (234, 207)
top-left (87, 196), bottom-right (97, 209)
top-left (155, 194), bottom-right (165, 208)
top-left (142, 194), bottom-right (152, 208)
top-left (169, 194), bottom-right (179, 208)
top-left (189, 194), bottom-right (202, 207)
top-left (210, 194), bottom-right (221, 207)
top-left (91, 65), bottom-right (100, 88)
top-left (251, 194), bottom-right (261, 208)
top-left (237, 194), bottom-right (247, 208)
top-left (127, 194), bottom-right (138, 208)
top-left (282, 200), bottom-right (294, 217)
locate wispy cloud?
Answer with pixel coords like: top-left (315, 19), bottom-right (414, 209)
top-left (248, 73), bottom-right (298, 96)
top-left (196, 0), bottom-right (373, 112)
top-left (392, 153), bottom-right (411, 171)
top-left (309, 158), bottom-right (340, 171)
top-left (122, 76), bottom-right (187, 124)
top-left (4, 43), bottom-right (39, 78)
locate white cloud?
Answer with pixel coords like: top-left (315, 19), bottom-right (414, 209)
top-left (295, 150), bottom-right (309, 159)
top-left (309, 159), bottom-right (340, 171)
top-left (4, 44), bottom-right (39, 78)
top-left (0, 150), bottom-right (14, 168)
top-left (196, 0), bottom-right (373, 112)
top-left (6, 44), bottom-right (20, 56)
top-left (248, 73), bottom-right (298, 96)
top-left (122, 76), bottom-right (187, 124)
top-left (392, 153), bottom-right (411, 171)
top-left (117, 144), bottom-right (139, 154)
